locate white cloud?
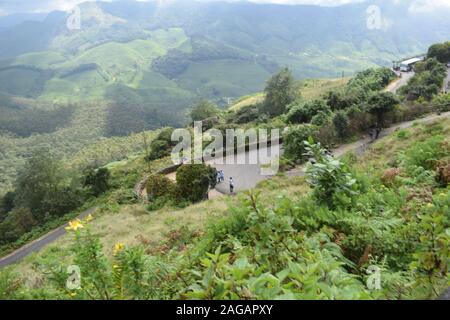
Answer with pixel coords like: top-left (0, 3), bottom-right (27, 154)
top-left (408, 0), bottom-right (450, 13)
top-left (2, 0), bottom-right (450, 16)
top-left (247, 0), bottom-right (364, 5)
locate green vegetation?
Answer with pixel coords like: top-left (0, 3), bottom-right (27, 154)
top-left (0, 150), bottom-right (83, 247)
top-left (146, 128), bottom-right (177, 161)
top-left (262, 68), bottom-right (296, 117)
top-left (400, 57), bottom-right (447, 101)
top-left (427, 42), bottom-right (450, 64)
top-left (1, 39), bottom-right (449, 300)
top-left (176, 164), bottom-right (217, 202)
top-left (1, 119), bottom-right (448, 300)
top-left (189, 100), bottom-right (220, 122)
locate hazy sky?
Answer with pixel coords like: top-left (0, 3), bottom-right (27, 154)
top-left (0, 0), bottom-right (449, 15)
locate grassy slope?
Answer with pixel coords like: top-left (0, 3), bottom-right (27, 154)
top-left (229, 77), bottom-right (350, 111)
top-left (8, 116), bottom-right (450, 289)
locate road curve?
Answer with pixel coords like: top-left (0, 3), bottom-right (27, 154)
top-left (210, 111), bottom-right (450, 194)
top-left (2, 112), bottom-right (449, 269)
top-left (0, 207), bottom-right (96, 268)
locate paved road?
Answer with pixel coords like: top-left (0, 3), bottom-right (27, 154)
top-left (2, 112), bottom-right (449, 269)
top-left (208, 111), bottom-right (450, 194)
top-left (0, 207), bottom-right (96, 268)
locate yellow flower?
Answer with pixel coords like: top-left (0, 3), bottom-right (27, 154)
top-left (114, 243), bottom-right (125, 255)
top-left (65, 219), bottom-right (84, 231)
top-left (85, 214), bottom-right (94, 223)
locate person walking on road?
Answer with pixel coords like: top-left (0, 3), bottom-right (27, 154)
top-left (229, 177), bottom-right (235, 194)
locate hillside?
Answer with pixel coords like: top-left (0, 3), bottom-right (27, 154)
top-left (1, 114), bottom-right (449, 299)
top-left (1, 0), bottom-right (450, 109)
top-left (1, 0), bottom-right (450, 193)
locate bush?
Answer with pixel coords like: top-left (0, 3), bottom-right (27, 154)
top-left (283, 124), bottom-right (317, 161)
top-left (146, 128), bottom-right (176, 161)
top-left (427, 41), bottom-right (450, 63)
top-left (402, 135), bottom-right (448, 171)
top-left (83, 168), bottom-right (111, 196)
top-left (333, 110), bottom-right (350, 139)
top-left (0, 208), bottom-right (36, 245)
top-left (400, 58), bottom-right (447, 101)
top-left (146, 174), bottom-right (176, 202)
top-left (304, 139), bottom-right (359, 209)
top-left (176, 164), bottom-right (217, 202)
top-left (432, 94), bottom-right (450, 114)
top-left (285, 99), bottom-right (330, 124)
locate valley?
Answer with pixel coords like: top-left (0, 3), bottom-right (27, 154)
top-left (0, 0), bottom-right (449, 302)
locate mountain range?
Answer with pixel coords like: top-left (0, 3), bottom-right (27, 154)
top-left (0, 1), bottom-right (449, 127)
top-left (0, 0), bottom-right (449, 193)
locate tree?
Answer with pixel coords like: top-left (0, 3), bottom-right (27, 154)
top-left (427, 42), bottom-right (450, 64)
top-left (367, 92), bottom-right (398, 128)
top-left (83, 168), bottom-right (111, 197)
top-left (176, 164), bottom-right (217, 202)
top-left (0, 207), bottom-right (36, 244)
top-left (14, 150), bottom-right (81, 220)
top-left (146, 127), bottom-right (176, 161)
top-left (286, 99), bottom-right (330, 124)
top-left (283, 125), bottom-right (316, 161)
top-left (0, 192), bottom-right (15, 218)
top-left (263, 68), bottom-right (297, 116)
top-left (333, 110), bottom-right (350, 139)
top-left (189, 100), bottom-right (219, 122)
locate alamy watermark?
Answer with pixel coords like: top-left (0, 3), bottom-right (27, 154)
top-left (366, 265), bottom-right (382, 290)
top-left (67, 6), bottom-right (81, 31)
top-left (366, 5), bottom-right (390, 31)
top-left (66, 265), bottom-right (81, 290)
top-left (171, 121), bottom-right (281, 176)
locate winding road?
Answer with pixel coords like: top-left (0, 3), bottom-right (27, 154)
top-left (1, 112), bottom-right (449, 269)
top-left (206, 111), bottom-right (450, 195)
top-left (0, 208), bottom-right (96, 268)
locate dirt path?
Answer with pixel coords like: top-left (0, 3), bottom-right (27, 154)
top-left (385, 71), bottom-right (414, 93)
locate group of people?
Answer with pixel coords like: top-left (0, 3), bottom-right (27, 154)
top-left (216, 169), bottom-right (235, 194)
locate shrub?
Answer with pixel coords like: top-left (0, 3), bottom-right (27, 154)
top-left (146, 128), bottom-right (176, 161)
top-left (304, 139), bottom-right (359, 209)
top-left (176, 164), bottom-right (217, 202)
top-left (146, 174), bottom-right (176, 202)
top-left (83, 168), bottom-right (111, 196)
top-left (367, 91), bottom-right (399, 128)
top-left (402, 136), bottom-right (448, 171)
top-left (311, 110), bottom-right (331, 126)
top-left (283, 124), bottom-right (317, 161)
top-left (432, 93), bottom-right (450, 114)
top-left (333, 110), bottom-right (350, 139)
top-left (381, 168), bottom-right (401, 187)
top-left (286, 99), bottom-right (330, 124)
top-left (436, 160), bottom-right (450, 187)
